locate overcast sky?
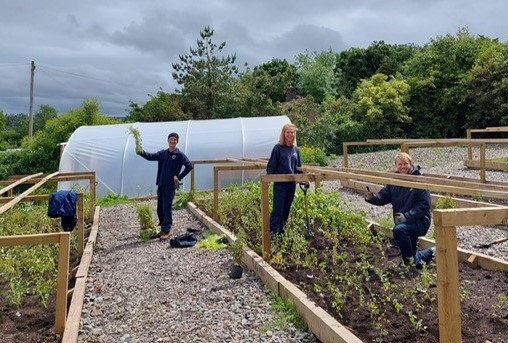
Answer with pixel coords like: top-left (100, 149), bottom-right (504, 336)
top-left (1, 0), bottom-right (507, 117)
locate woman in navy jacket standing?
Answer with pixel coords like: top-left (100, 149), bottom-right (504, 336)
top-left (266, 123), bottom-right (302, 235)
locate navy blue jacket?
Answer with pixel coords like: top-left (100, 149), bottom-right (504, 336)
top-left (266, 144), bottom-right (302, 175)
top-left (366, 166), bottom-right (431, 232)
top-left (139, 148), bottom-right (193, 187)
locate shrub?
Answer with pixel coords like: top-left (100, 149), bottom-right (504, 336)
top-left (299, 145), bottom-right (329, 166)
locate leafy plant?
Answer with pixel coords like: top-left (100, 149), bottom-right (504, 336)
top-left (232, 228), bottom-right (247, 265)
top-left (128, 126), bottom-right (143, 154)
top-left (136, 203), bottom-right (157, 241)
top-left (195, 231), bottom-right (228, 250)
top-left (266, 291), bottom-right (307, 331)
top-left (435, 195), bottom-right (456, 209)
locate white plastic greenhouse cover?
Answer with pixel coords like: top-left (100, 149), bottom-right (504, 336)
top-left (58, 115), bottom-right (291, 197)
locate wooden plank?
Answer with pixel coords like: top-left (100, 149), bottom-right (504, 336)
top-left (338, 167), bottom-right (508, 192)
top-left (0, 232), bottom-right (62, 246)
top-left (61, 277), bottom-right (87, 343)
top-left (0, 171), bottom-right (59, 215)
top-left (86, 206), bottom-right (101, 245)
top-left (213, 167), bottom-right (219, 221)
top-left (0, 172), bottom-right (43, 195)
top-left (77, 193), bottom-right (84, 257)
top-left (54, 233), bottom-right (70, 335)
top-left (261, 179), bottom-right (270, 261)
top-left (340, 179), bottom-right (502, 208)
top-left (464, 159), bottom-right (508, 171)
top-left (309, 169), bottom-right (508, 200)
top-left (0, 194), bottom-right (50, 203)
top-left (437, 207), bottom-right (508, 226)
top-left (434, 220), bottom-right (462, 343)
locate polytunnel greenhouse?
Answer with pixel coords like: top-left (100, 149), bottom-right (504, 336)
top-left (58, 115), bottom-right (291, 197)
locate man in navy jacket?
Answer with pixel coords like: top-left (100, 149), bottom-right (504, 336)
top-left (365, 152), bottom-right (434, 269)
top-left (138, 132), bottom-right (192, 240)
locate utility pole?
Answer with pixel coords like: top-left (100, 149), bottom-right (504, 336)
top-left (29, 60), bottom-right (35, 137)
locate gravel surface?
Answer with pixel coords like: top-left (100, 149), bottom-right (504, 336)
top-left (79, 204), bottom-right (318, 343)
top-left (79, 145), bottom-right (508, 343)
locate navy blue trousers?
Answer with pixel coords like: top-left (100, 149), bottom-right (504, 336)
top-left (157, 185), bottom-right (175, 233)
top-left (270, 182), bottom-right (296, 235)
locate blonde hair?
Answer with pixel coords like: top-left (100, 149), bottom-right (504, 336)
top-left (394, 152), bottom-right (413, 165)
top-left (278, 123), bottom-right (298, 146)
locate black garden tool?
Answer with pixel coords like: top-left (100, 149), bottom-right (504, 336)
top-left (473, 236), bottom-right (508, 248)
top-left (300, 182), bottom-right (312, 240)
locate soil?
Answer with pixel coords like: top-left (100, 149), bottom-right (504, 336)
top-left (1, 219), bottom-right (507, 342)
top-left (0, 247), bottom-right (80, 343)
top-left (274, 228), bottom-right (508, 343)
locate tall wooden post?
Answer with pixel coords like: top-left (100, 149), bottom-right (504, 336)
top-left (261, 177), bottom-right (270, 261)
top-left (434, 211), bottom-right (462, 343)
top-left (466, 129), bottom-right (472, 160)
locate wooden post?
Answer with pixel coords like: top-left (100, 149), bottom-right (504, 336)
top-left (89, 172), bottom-right (96, 219)
top-left (342, 143), bottom-right (349, 168)
top-left (213, 166), bottom-right (219, 222)
top-left (479, 143), bottom-right (486, 183)
top-left (261, 177), bottom-right (271, 261)
top-left (190, 163), bottom-right (195, 197)
top-left (434, 211), bottom-right (462, 343)
top-left (466, 129), bottom-right (472, 160)
top-left (400, 143), bottom-right (409, 154)
top-left (55, 233), bottom-right (70, 335)
top-left (77, 193), bottom-right (84, 257)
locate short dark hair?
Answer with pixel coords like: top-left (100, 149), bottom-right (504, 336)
top-left (168, 132), bottom-right (179, 142)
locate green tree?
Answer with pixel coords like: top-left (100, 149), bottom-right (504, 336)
top-left (352, 73), bottom-right (411, 138)
top-left (34, 105), bottom-right (57, 132)
top-left (19, 99), bottom-right (119, 174)
top-left (214, 78), bottom-right (278, 118)
top-left (251, 59), bottom-right (298, 103)
top-left (466, 42), bottom-right (508, 128)
top-left (0, 110), bottom-right (5, 131)
top-left (126, 90), bottom-right (191, 122)
top-left (172, 26), bottom-right (238, 119)
top-left (334, 42), bottom-right (418, 98)
top-left (4, 113), bottom-right (28, 147)
top-left (296, 50), bottom-right (339, 103)
top-left (277, 96), bottom-right (321, 146)
top-left (403, 28), bottom-right (495, 138)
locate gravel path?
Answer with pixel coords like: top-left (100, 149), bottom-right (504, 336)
top-left (79, 204), bottom-right (318, 343)
top-left (79, 145), bottom-right (508, 343)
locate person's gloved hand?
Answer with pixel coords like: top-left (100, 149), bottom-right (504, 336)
top-left (394, 212), bottom-right (406, 224)
top-left (364, 192), bottom-right (374, 201)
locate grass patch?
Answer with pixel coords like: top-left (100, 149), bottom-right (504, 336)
top-left (259, 291), bottom-right (307, 332)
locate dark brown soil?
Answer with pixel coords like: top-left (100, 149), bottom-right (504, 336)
top-left (0, 251), bottom-right (79, 343)
top-left (274, 231), bottom-right (508, 343)
top-left (0, 294), bottom-right (59, 343)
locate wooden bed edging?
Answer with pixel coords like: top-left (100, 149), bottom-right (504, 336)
top-left (187, 202), bottom-right (364, 343)
top-left (61, 205), bottom-right (101, 343)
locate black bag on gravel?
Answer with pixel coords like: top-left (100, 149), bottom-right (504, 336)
top-left (169, 232), bottom-right (198, 248)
